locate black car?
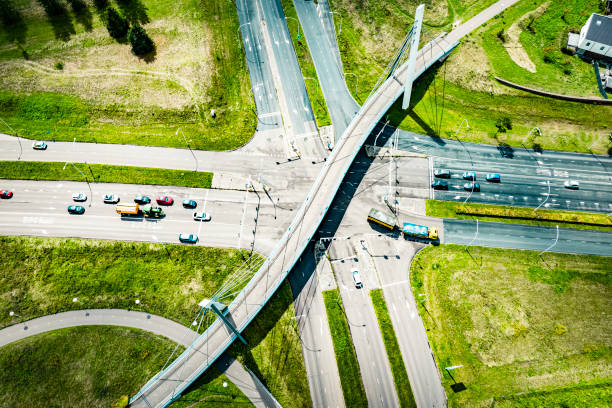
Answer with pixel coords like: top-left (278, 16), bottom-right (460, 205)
top-left (432, 180), bottom-right (449, 190)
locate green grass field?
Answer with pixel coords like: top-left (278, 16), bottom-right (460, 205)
top-left (330, 0), bottom-right (612, 154)
top-left (426, 200), bottom-right (612, 231)
top-left (370, 289), bottom-right (416, 408)
top-left (0, 236), bottom-right (253, 328)
top-left (0, 161), bottom-right (213, 188)
top-left (228, 281), bottom-right (312, 408)
top-left (323, 288), bottom-right (367, 407)
top-left (281, 0), bottom-right (331, 127)
top-left (410, 245), bottom-right (612, 407)
top-left (0, 0), bottom-right (255, 150)
top-left (0, 326), bottom-right (189, 408)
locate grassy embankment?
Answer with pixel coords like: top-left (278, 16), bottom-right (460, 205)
top-left (0, 236), bottom-right (251, 328)
top-left (0, 0), bottom-right (255, 150)
top-left (0, 326), bottom-right (251, 408)
top-left (281, 0), bottom-right (331, 127)
top-left (0, 161), bottom-right (213, 188)
top-left (323, 289), bottom-right (367, 407)
top-left (330, 0), bottom-right (611, 154)
top-left (411, 244), bottom-right (612, 406)
top-left (426, 200), bottom-right (612, 231)
top-left (226, 281), bottom-right (312, 408)
top-left (0, 236), bottom-right (310, 407)
top-left (370, 288), bottom-right (417, 407)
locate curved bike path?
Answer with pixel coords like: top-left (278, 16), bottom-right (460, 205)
top-left (0, 309), bottom-right (280, 408)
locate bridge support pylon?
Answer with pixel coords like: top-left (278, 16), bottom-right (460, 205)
top-left (401, 4), bottom-right (425, 110)
top-left (199, 298), bottom-right (247, 345)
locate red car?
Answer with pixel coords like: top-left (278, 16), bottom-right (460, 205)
top-left (0, 190), bottom-right (13, 199)
top-left (156, 196), bottom-right (174, 205)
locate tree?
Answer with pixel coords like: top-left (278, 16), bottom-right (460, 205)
top-left (128, 25), bottom-right (154, 56)
top-left (105, 7), bottom-right (129, 39)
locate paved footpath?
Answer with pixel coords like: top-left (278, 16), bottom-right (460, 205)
top-left (0, 309), bottom-right (280, 408)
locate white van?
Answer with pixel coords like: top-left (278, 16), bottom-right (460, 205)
top-left (352, 268), bottom-right (363, 289)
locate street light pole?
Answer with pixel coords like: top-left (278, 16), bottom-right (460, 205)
top-left (464, 219), bottom-right (479, 251)
top-left (373, 119), bottom-right (390, 148)
top-left (66, 162), bottom-right (92, 207)
top-left (176, 128), bottom-right (198, 172)
top-left (521, 126), bottom-right (541, 146)
top-left (533, 179), bottom-right (551, 212)
top-left (539, 225), bottom-right (559, 256)
top-left (0, 116), bottom-right (23, 160)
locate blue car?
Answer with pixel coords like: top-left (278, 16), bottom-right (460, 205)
top-left (134, 195), bottom-right (151, 205)
top-left (182, 199), bottom-right (197, 209)
top-left (462, 171), bottom-right (476, 181)
top-left (67, 205), bottom-right (85, 214)
top-left (485, 173), bottom-right (501, 182)
top-left (179, 233), bottom-right (198, 244)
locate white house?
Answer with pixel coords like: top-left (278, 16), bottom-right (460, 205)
top-left (575, 13), bottom-right (612, 64)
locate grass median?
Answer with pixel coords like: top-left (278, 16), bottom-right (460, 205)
top-left (281, 0), bottom-right (331, 127)
top-left (370, 288), bottom-right (417, 408)
top-left (426, 200), bottom-right (612, 231)
top-left (323, 289), bottom-right (367, 407)
top-left (410, 244), bottom-right (612, 406)
top-left (0, 161), bottom-right (213, 188)
top-left (0, 236), bottom-right (252, 328)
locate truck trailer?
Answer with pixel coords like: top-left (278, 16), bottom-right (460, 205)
top-left (115, 203), bottom-right (139, 215)
top-left (367, 208), bottom-right (397, 230)
top-left (402, 222), bottom-right (438, 240)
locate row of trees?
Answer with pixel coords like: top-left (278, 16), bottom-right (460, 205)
top-left (104, 6), bottom-right (154, 56)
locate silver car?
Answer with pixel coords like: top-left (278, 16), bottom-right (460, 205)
top-left (193, 212), bottom-right (211, 221)
top-left (72, 192), bottom-right (87, 202)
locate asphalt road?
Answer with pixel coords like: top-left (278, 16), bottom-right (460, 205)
top-left (288, 244), bottom-right (345, 408)
top-left (327, 238), bottom-right (400, 407)
top-left (444, 219), bottom-right (612, 256)
top-left (0, 180), bottom-right (298, 255)
top-left (372, 127), bottom-right (612, 213)
top-left (363, 237), bottom-right (447, 408)
top-left (236, 0), bottom-right (283, 132)
top-left (0, 309), bottom-right (281, 408)
top-left (294, 0), bottom-right (360, 140)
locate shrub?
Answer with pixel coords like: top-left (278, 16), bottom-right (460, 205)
top-left (495, 116), bottom-right (513, 133)
top-left (496, 28), bottom-right (507, 43)
top-left (105, 7), bottom-right (129, 40)
top-left (543, 53), bottom-right (555, 64)
top-left (93, 0), bottom-right (109, 10)
top-left (0, 0), bottom-right (21, 25)
top-left (54, 61), bottom-right (64, 70)
top-left (128, 25), bottom-right (154, 56)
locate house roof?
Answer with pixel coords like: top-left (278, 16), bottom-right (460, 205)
top-left (585, 14), bottom-right (612, 46)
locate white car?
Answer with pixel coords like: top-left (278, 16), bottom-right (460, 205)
top-left (564, 180), bottom-right (579, 190)
top-left (72, 192), bottom-right (87, 202)
top-left (352, 268), bottom-right (363, 289)
top-left (103, 194), bottom-right (120, 204)
top-left (193, 212), bottom-right (211, 221)
top-left (32, 141), bottom-right (47, 150)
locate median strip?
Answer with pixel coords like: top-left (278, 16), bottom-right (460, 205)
top-left (322, 289), bottom-right (367, 407)
top-left (0, 161), bottom-right (212, 188)
top-left (426, 200), bottom-right (612, 231)
top-left (370, 288), bottom-right (417, 408)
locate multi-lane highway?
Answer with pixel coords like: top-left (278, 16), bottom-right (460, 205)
top-left (294, 0), bottom-right (360, 140)
top-left (0, 180), bottom-right (297, 255)
top-left (444, 219), bottom-right (612, 256)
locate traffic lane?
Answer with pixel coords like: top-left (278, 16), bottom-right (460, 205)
top-left (365, 237), bottom-right (447, 408)
top-left (0, 133), bottom-right (322, 177)
top-left (289, 244), bottom-right (345, 408)
top-left (433, 157), bottom-right (612, 188)
top-left (396, 129), bottom-right (612, 173)
top-left (329, 241), bottom-right (400, 407)
top-left (443, 219), bottom-right (612, 257)
top-left (0, 180), bottom-right (293, 253)
top-left (433, 179), bottom-right (612, 213)
top-left (261, 0), bottom-right (315, 136)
